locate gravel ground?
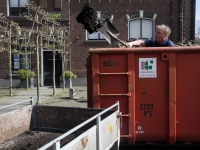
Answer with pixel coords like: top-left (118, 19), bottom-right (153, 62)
top-left (0, 130), bottom-right (76, 150)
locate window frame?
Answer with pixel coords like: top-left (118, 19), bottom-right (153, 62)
top-left (8, 0), bottom-right (29, 17)
top-left (86, 20), bottom-right (106, 41)
top-left (12, 53), bottom-right (31, 74)
top-left (128, 18), bottom-right (155, 41)
top-left (86, 31), bottom-right (106, 41)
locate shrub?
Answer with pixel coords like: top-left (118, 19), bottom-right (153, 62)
top-left (17, 69), bottom-right (36, 79)
top-left (72, 73), bottom-right (77, 78)
top-left (61, 71), bottom-right (77, 78)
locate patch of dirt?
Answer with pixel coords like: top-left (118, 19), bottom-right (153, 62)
top-left (76, 3), bottom-right (102, 34)
top-left (0, 130), bottom-right (76, 150)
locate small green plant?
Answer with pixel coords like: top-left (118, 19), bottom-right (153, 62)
top-left (61, 71), bottom-right (77, 78)
top-left (17, 69), bottom-right (36, 79)
top-left (72, 73), bottom-right (77, 78)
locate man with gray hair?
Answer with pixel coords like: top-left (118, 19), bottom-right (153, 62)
top-left (126, 24), bottom-right (175, 47)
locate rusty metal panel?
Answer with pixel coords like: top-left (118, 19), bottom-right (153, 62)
top-left (87, 46), bottom-right (200, 145)
top-left (87, 55), bottom-right (93, 108)
top-left (176, 53), bottom-right (200, 141)
top-left (0, 107), bottom-right (32, 143)
top-left (33, 106), bottom-right (113, 132)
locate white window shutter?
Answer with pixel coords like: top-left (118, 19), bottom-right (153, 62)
top-left (142, 19), bottom-right (153, 38)
top-left (130, 19), bottom-right (140, 39)
top-left (87, 32), bottom-right (99, 40)
top-left (100, 33), bottom-right (105, 39)
top-left (10, 1), bottom-right (18, 7)
top-left (19, 0), bottom-right (28, 7)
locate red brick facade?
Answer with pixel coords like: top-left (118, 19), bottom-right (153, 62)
top-left (0, 0), bottom-right (196, 83)
top-left (69, 0), bottom-right (196, 77)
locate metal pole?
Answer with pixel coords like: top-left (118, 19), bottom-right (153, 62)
top-left (30, 97), bottom-right (34, 105)
top-left (0, 99), bottom-right (34, 110)
top-left (116, 101), bottom-right (120, 149)
top-left (53, 141), bottom-right (60, 150)
top-left (96, 115), bottom-right (101, 150)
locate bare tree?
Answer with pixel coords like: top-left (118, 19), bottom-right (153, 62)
top-left (0, 1), bottom-right (69, 100)
top-left (24, 1), bottom-right (69, 98)
top-left (14, 27), bottom-right (35, 89)
top-left (0, 14), bottom-right (20, 96)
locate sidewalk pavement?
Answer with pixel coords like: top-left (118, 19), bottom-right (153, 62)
top-left (0, 86), bottom-right (87, 115)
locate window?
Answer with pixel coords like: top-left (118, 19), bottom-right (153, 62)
top-left (12, 54), bottom-right (31, 74)
top-left (129, 19), bottom-right (153, 40)
top-left (127, 10), bottom-right (157, 40)
top-left (86, 11), bottom-right (114, 41)
top-left (9, 0), bottom-right (28, 16)
top-left (87, 31), bottom-right (105, 40)
top-left (86, 20), bottom-right (105, 40)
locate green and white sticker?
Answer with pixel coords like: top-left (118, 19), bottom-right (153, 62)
top-left (139, 58), bottom-right (157, 78)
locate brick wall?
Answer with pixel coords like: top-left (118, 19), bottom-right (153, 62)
top-left (0, 0), bottom-right (8, 79)
top-left (69, 0), bottom-right (187, 77)
top-left (0, 0), bottom-right (196, 80)
top-left (0, 51), bottom-right (9, 78)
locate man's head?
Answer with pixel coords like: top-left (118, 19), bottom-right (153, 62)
top-left (155, 24), bottom-right (171, 44)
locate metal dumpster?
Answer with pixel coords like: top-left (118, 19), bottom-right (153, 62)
top-left (87, 46), bottom-right (200, 145)
top-left (0, 101), bottom-right (120, 150)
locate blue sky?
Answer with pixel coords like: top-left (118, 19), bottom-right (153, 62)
top-left (196, 0), bottom-right (200, 20)
top-left (196, 0), bottom-right (200, 34)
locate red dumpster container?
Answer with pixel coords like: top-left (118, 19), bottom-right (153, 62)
top-left (87, 46), bottom-right (200, 145)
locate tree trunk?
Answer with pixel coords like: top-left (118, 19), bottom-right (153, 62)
top-left (9, 27), bottom-right (13, 96)
top-left (36, 24), bottom-right (41, 104)
top-left (62, 52), bottom-right (65, 90)
top-left (52, 39), bottom-right (56, 96)
top-left (25, 46), bottom-right (28, 90)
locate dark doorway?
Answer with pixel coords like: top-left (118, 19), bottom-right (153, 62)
top-left (43, 51), bottom-right (62, 86)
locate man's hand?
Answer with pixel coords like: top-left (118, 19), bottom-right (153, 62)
top-left (124, 42), bottom-right (132, 48)
top-left (126, 40), bottom-right (145, 47)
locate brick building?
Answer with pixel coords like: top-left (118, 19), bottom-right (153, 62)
top-left (0, 0), bottom-right (196, 87)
